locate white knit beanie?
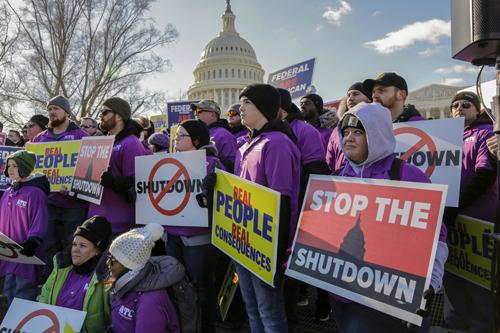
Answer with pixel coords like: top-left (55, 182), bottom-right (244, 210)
top-left (109, 224), bottom-right (164, 270)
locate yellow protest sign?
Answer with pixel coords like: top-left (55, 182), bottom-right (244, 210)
top-left (212, 169), bottom-right (280, 286)
top-left (446, 214), bottom-right (494, 290)
top-left (170, 125), bottom-right (178, 153)
top-left (26, 141), bottom-right (81, 192)
top-left (150, 114), bottom-right (168, 133)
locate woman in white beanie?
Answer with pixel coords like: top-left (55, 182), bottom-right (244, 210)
top-left (107, 223), bottom-right (185, 333)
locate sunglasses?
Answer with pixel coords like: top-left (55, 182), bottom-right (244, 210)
top-left (99, 108), bottom-right (114, 117)
top-left (26, 123), bottom-right (37, 128)
top-left (81, 125), bottom-right (96, 129)
top-left (451, 101), bottom-right (472, 109)
top-left (195, 108), bottom-right (206, 115)
top-left (227, 111), bottom-right (239, 117)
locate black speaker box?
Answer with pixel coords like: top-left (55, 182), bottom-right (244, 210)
top-left (451, 0), bottom-right (500, 65)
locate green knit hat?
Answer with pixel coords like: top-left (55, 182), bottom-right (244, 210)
top-left (4, 150), bottom-right (36, 178)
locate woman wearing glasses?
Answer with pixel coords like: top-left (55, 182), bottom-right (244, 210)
top-left (444, 91), bottom-right (496, 333)
top-left (40, 216), bottom-right (113, 333)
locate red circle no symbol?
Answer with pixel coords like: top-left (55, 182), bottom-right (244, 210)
top-left (148, 158), bottom-right (191, 216)
top-left (16, 308), bottom-right (61, 333)
top-left (0, 241), bottom-right (18, 259)
top-left (394, 127), bottom-right (437, 177)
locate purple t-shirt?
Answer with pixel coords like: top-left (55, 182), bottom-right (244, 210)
top-left (88, 134), bottom-right (150, 233)
top-left (209, 126), bottom-right (237, 168)
top-left (32, 124), bottom-right (89, 209)
top-left (290, 119), bottom-right (326, 164)
top-left (56, 269), bottom-right (93, 310)
top-left (235, 130), bottom-right (301, 243)
top-left (165, 155), bottom-right (225, 237)
top-left (0, 184), bottom-right (48, 284)
top-left (317, 127), bottom-right (333, 152)
top-left (112, 289), bottom-right (180, 333)
top-left (460, 122), bottom-right (496, 221)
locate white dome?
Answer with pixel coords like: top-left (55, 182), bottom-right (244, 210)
top-left (187, 1), bottom-right (264, 114)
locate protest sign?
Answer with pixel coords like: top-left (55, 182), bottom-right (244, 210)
top-left (167, 100), bottom-right (197, 127)
top-left (267, 58), bottom-right (315, 100)
top-left (150, 114), bottom-right (168, 132)
top-left (135, 150), bottom-right (207, 227)
top-left (70, 136), bottom-right (114, 204)
top-left (0, 146), bottom-right (23, 191)
top-left (0, 133), bottom-right (6, 145)
top-left (0, 298), bottom-right (86, 333)
top-left (0, 232), bottom-right (44, 265)
top-left (218, 262), bottom-right (239, 321)
top-left (212, 169), bottom-right (280, 286)
top-left (446, 215), bottom-right (494, 290)
top-left (170, 125), bottom-right (179, 153)
top-left (393, 117), bottom-right (463, 207)
top-left (26, 141), bottom-right (81, 192)
top-left (286, 175), bottom-right (447, 326)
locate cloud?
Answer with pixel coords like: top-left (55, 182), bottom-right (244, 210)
top-left (434, 64), bottom-right (477, 74)
top-left (418, 45), bottom-right (445, 57)
top-left (441, 77), bottom-right (465, 86)
top-left (364, 19), bottom-right (450, 54)
top-left (372, 11), bottom-right (382, 17)
top-left (322, 1), bottom-right (352, 26)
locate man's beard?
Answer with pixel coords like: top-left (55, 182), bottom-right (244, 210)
top-left (99, 117), bottom-right (116, 132)
top-left (48, 116), bottom-right (67, 128)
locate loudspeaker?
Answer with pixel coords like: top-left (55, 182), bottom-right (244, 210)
top-left (451, 0), bottom-right (500, 65)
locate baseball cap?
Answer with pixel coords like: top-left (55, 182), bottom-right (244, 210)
top-left (190, 100), bottom-right (221, 115)
top-left (363, 72), bottom-right (408, 95)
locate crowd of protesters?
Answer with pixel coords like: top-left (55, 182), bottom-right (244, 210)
top-left (0, 71), bottom-right (497, 333)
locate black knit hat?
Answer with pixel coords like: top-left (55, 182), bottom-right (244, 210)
top-left (347, 82), bottom-right (371, 100)
top-left (277, 88), bottom-right (292, 113)
top-left (180, 119), bottom-right (210, 149)
top-left (239, 84), bottom-right (280, 121)
top-left (47, 95), bottom-right (71, 114)
top-left (29, 114), bottom-right (49, 130)
top-left (340, 113), bottom-right (365, 132)
top-left (301, 93), bottom-right (324, 112)
top-left (4, 150), bottom-right (36, 178)
top-left (74, 216), bottom-right (112, 252)
top-left (102, 97), bottom-right (131, 122)
top-left (451, 91), bottom-right (481, 112)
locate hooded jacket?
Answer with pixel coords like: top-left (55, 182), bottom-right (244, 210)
top-left (337, 103), bottom-right (448, 292)
top-left (32, 121), bottom-right (89, 209)
top-left (0, 173), bottom-right (50, 284)
top-left (88, 119), bottom-right (151, 233)
top-left (111, 256), bottom-right (185, 333)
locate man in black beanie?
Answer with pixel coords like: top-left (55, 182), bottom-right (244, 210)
top-left (90, 97), bottom-right (151, 236)
top-left (346, 82), bottom-right (371, 110)
top-left (299, 93), bottom-right (338, 151)
top-left (235, 84), bottom-right (301, 332)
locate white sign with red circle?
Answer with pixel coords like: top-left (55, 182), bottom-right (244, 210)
top-left (135, 150), bottom-right (208, 227)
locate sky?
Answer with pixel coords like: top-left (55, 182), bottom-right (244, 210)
top-left (143, 0), bottom-right (495, 103)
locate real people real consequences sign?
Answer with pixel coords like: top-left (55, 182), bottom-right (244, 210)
top-left (286, 175), bottom-right (447, 326)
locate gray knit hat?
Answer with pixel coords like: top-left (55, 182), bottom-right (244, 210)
top-left (47, 95), bottom-right (71, 114)
top-left (109, 224), bottom-right (164, 270)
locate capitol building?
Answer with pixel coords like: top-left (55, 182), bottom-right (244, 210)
top-left (187, 1), bottom-right (264, 112)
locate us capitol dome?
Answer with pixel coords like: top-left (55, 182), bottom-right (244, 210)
top-left (187, 0), bottom-right (264, 113)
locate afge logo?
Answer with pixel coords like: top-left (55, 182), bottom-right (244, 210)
top-left (16, 199), bottom-right (27, 208)
top-left (118, 305), bottom-right (135, 320)
top-left (465, 136), bottom-right (476, 143)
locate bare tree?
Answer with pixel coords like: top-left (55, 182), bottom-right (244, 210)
top-left (3, 0), bottom-right (177, 121)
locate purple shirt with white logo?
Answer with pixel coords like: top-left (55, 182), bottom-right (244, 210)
top-left (112, 289), bottom-right (180, 333)
top-left (56, 269), bottom-right (93, 310)
top-left (32, 123), bottom-right (89, 209)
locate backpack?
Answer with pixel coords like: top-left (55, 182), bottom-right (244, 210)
top-left (167, 276), bottom-right (202, 333)
top-left (334, 157), bottom-right (402, 180)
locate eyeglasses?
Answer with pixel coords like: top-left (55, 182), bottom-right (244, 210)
top-left (175, 133), bottom-right (190, 140)
top-left (451, 101), bottom-right (472, 109)
top-left (99, 108), bottom-right (114, 117)
top-left (227, 111), bottom-right (239, 117)
top-left (81, 125), bottom-right (96, 129)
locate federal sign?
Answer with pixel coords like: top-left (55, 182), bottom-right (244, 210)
top-left (267, 58), bottom-right (316, 100)
top-left (135, 150), bottom-right (208, 227)
top-left (167, 100), bottom-right (197, 128)
top-left (393, 118), bottom-right (463, 207)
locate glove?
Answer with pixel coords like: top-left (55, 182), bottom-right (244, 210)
top-left (196, 193), bottom-right (208, 208)
top-left (416, 286), bottom-right (435, 318)
top-left (100, 167), bottom-right (114, 188)
top-left (19, 238), bottom-right (40, 257)
top-left (201, 173), bottom-right (217, 197)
